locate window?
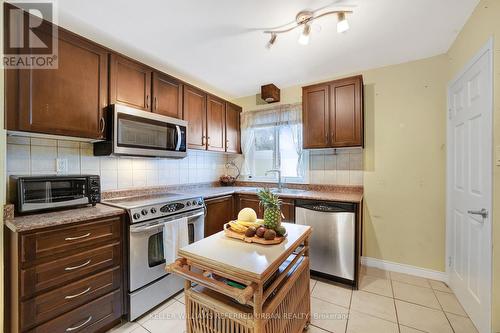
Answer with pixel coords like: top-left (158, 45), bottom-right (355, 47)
top-left (241, 104), bottom-right (304, 182)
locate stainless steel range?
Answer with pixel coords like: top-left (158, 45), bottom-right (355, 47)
top-left (103, 193), bottom-right (205, 320)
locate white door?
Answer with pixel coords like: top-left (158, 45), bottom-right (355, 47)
top-left (447, 39), bottom-right (492, 333)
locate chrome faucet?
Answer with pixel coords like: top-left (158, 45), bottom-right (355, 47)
top-left (265, 169), bottom-right (283, 190)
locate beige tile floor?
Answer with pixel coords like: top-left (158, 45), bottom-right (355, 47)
top-left (108, 266), bottom-right (478, 333)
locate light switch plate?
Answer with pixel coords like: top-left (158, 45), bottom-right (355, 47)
top-left (56, 158), bottom-right (68, 173)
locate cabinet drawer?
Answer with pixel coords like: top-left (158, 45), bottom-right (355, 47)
top-left (26, 289), bottom-right (122, 333)
top-left (21, 243), bottom-right (121, 298)
top-left (21, 217), bottom-right (121, 263)
top-left (20, 267), bottom-right (121, 331)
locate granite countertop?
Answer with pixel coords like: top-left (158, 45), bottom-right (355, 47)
top-left (5, 184), bottom-right (362, 233)
top-left (5, 204), bottom-right (126, 233)
top-left (182, 186), bottom-right (364, 203)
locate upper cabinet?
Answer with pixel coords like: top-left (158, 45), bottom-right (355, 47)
top-left (303, 75), bottom-right (364, 148)
top-left (109, 54), bottom-right (151, 111)
top-left (207, 95), bottom-right (226, 152)
top-left (225, 102), bottom-right (241, 154)
top-left (152, 72), bottom-right (183, 119)
top-left (183, 85), bottom-right (207, 150)
top-left (6, 22), bottom-right (108, 139)
top-left (4, 5), bottom-right (240, 149)
top-left (109, 55), bottom-right (184, 118)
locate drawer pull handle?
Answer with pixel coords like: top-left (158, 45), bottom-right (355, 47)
top-left (65, 260), bottom-right (91, 271)
top-left (64, 286), bottom-right (91, 300)
top-left (65, 233), bottom-right (91, 241)
top-left (66, 315), bottom-right (92, 332)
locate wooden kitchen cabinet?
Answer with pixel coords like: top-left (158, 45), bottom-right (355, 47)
top-left (205, 195), bottom-right (234, 237)
top-left (152, 71), bottom-right (183, 119)
top-left (183, 85), bottom-right (207, 149)
top-left (110, 54), bottom-right (152, 111)
top-left (6, 214), bottom-right (125, 333)
top-left (235, 193), bottom-right (295, 222)
top-left (5, 19), bottom-right (108, 139)
top-left (207, 95), bottom-right (226, 152)
top-left (225, 102), bottom-right (241, 153)
top-left (303, 84), bottom-right (330, 148)
top-left (303, 75), bottom-right (364, 148)
top-left (235, 194), bottom-right (263, 219)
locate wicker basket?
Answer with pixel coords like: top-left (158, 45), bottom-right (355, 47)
top-left (184, 258), bottom-right (310, 333)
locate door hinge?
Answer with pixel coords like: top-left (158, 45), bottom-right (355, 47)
top-left (448, 256), bottom-right (452, 267)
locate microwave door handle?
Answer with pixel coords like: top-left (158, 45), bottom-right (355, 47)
top-left (175, 125), bottom-right (182, 151)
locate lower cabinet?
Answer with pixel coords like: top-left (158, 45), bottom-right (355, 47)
top-left (204, 195), bottom-right (234, 237)
top-left (234, 194), bottom-right (295, 223)
top-left (6, 215), bottom-right (125, 333)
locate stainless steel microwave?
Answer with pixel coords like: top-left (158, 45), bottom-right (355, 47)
top-left (11, 175), bottom-right (101, 213)
top-left (94, 104), bottom-right (187, 158)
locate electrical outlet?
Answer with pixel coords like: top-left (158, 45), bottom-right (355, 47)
top-left (56, 158), bottom-right (68, 174)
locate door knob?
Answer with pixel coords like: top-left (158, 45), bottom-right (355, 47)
top-left (467, 208), bottom-right (488, 219)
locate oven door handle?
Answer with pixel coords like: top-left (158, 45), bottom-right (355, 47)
top-left (175, 125), bottom-right (182, 151)
top-left (130, 211), bottom-right (205, 233)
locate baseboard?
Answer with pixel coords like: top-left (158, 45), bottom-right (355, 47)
top-left (361, 256), bottom-right (449, 282)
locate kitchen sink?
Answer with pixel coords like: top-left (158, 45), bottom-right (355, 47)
top-left (240, 187), bottom-right (307, 194)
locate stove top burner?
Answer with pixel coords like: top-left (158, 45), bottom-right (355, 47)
top-left (102, 192), bottom-right (204, 223)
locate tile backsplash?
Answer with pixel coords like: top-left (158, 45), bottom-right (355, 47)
top-left (7, 136), bottom-right (229, 192)
top-left (308, 148), bottom-right (363, 186)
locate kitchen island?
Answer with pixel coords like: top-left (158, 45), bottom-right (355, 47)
top-left (168, 222), bottom-right (312, 333)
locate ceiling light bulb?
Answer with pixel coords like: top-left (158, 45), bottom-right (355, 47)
top-left (298, 24), bottom-right (311, 45)
top-left (267, 33), bottom-right (277, 49)
top-left (337, 12), bottom-right (349, 33)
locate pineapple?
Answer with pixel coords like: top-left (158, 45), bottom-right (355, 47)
top-left (257, 189), bottom-right (282, 229)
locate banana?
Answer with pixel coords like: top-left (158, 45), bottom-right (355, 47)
top-left (235, 220), bottom-right (261, 228)
top-left (228, 221), bottom-right (247, 233)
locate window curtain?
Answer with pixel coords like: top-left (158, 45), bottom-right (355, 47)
top-left (240, 103), bottom-right (303, 177)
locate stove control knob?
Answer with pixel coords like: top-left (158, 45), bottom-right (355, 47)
top-left (150, 207), bottom-right (157, 214)
top-left (192, 200), bottom-right (197, 206)
top-left (133, 213), bottom-right (141, 220)
top-left (141, 209), bottom-right (148, 216)
top-left (186, 201), bottom-right (191, 206)
top-left (198, 201), bottom-right (203, 206)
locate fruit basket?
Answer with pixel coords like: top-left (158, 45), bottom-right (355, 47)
top-left (223, 223), bottom-right (286, 245)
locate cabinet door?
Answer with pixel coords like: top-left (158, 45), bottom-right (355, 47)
top-left (281, 198), bottom-right (295, 222)
top-left (183, 85), bottom-right (207, 149)
top-left (15, 26), bottom-right (108, 139)
top-left (330, 75), bottom-right (364, 147)
top-left (302, 84), bottom-right (330, 148)
top-left (205, 195), bottom-right (234, 237)
top-left (235, 194), bottom-right (263, 219)
top-left (207, 96), bottom-right (226, 152)
top-left (225, 102), bottom-right (241, 153)
top-left (110, 54), bottom-right (151, 111)
top-left (152, 72), bottom-right (183, 119)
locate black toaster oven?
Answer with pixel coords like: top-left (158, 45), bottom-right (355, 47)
top-left (10, 175), bottom-right (101, 213)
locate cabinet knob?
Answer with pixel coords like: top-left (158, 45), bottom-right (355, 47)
top-left (154, 96), bottom-right (158, 110)
top-left (146, 95), bottom-right (150, 109)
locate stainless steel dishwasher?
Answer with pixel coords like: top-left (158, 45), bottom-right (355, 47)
top-left (295, 199), bottom-right (356, 282)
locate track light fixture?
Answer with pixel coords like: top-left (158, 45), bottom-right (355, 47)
top-left (264, 9), bottom-right (352, 48)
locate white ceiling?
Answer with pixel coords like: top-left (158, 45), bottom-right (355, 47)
top-left (55, 0), bottom-right (478, 98)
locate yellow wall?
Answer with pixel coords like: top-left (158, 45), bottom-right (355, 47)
top-left (234, 55), bottom-right (449, 271)
top-left (446, 1), bottom-right (500, 330)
